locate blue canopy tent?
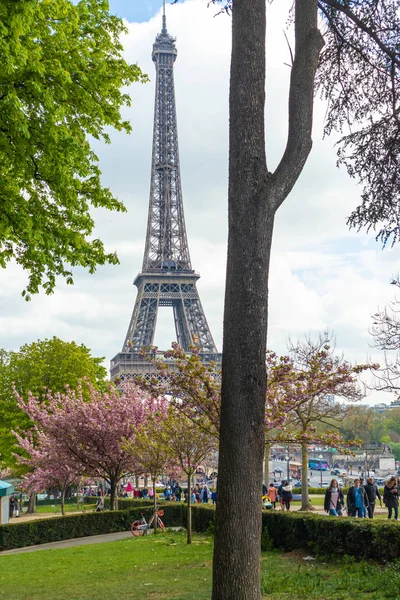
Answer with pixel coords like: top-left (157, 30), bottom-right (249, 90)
top-left (0, 480), bottom-right (14, 497)
top-left (0, 480), bottom-right (15, 524)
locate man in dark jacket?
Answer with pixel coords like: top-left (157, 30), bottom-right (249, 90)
top-left (363, 477), bottom-right (382, 518)
top-left (347, 478), bottom-right (369, 518)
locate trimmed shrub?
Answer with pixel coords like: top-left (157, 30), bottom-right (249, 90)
top-left (3, 501), bottom-right (400, 563)
top-left (103, 498), bottom-right (157, 510)
top-left (181, 504), bottom-right (215, 532)
top-left (0, 504), bottom-right (182, 552)
top-left (261, 511), bottom-right (400, 562)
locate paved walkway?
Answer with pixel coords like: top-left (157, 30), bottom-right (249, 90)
top-left (0, 530), bottom-right (133, 555)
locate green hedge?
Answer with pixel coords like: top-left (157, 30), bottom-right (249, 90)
top-left (0, 503), bottom-right (183, 552)
top-left (3, 502), bottom-right (400, 563)
top-left (103, 498), bottom-right (161, 510)
top-left (260, 511), bottom-right (400, 562)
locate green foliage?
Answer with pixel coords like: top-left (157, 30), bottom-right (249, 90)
top-left (260, 526), bottom-right (274, 551)
top-left (0, 0), bottom-right (148, 297)
top-left (0, 336), bottom-right (107, 469)
top-left (387, 442), bottom-right (400, 461)
top-left (0, 504), bottom-right (182, 551)
top-left (103, 498), bottom-right (156, 510)
top-left (261, 511), bottom-right (400, 562)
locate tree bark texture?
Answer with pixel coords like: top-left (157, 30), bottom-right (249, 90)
top-left (212, 1), bottom-right (324, 599)
top-left (110, 478), bottom-right (118, 511)
top-left (187, 473), bottom-right (192, 545)
top-left (27, 491), bottom-right (36, 514)
top-left (264, 442), bottom-right (271, 486)
top-left (61, 489), bottom-right (66, 516)
top-left (300, 443), bottom-right (313, 510)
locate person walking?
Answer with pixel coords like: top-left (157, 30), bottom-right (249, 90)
top-left (202, 485), bottom-right (210, 504)
top-left (267, 483), bottom-right (278, 509)
top-left (347, 478), bottom-right (369, 518)
top-left (324, 479), bottom-right (344, 516)
top-left (174, 484), bottom-right (182, 502)
top-left (280, 481), bottom-right (293, 511)
top-left (363, 477), bottom-right (382, 519)
top-left (9, 496), bottom-right (15, 519)
top-left (383, 476), bottom-right (399, 520)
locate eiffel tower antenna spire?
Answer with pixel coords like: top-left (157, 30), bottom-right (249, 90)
top-left (162, 0), bottom-right (167, 34)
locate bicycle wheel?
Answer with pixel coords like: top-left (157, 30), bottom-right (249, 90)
top-left (131, 521), bottom-right (143, 536)
top-left (157, 517), bottom-right (166, 532)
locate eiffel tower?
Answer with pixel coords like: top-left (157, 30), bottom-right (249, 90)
top-left (110, 3), bottom-right (221, 382)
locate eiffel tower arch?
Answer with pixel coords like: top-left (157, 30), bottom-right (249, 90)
top-left (111, 5), bottom-right (221, 382)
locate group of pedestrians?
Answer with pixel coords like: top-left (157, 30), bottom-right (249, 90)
top-left (186, 484), bottom-right (217, 504)
top-left (325, 476), bottom-right (399, 520)
top-left (263, 481), bottom-right (293, 511)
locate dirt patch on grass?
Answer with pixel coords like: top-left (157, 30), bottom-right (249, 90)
top-left (281, 548), bottom-right (316, 563)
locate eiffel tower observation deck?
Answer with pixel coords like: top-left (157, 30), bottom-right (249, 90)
top-left (110, 3), bottom-right (222, 382)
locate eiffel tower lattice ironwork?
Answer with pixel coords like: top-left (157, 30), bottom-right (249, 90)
top-left (110, 5), bottom-right (221, 382)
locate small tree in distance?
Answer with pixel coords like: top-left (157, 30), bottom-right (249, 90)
top-left (124, 396), bottom-right (176, 529)
top-left (284, 335), bottom-right (369, 510)
top-left (164, 408), bottom-right (216, 544)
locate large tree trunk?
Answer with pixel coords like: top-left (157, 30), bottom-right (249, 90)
top-left (264, 442), bottom-right (271, 486)
top-left (212, 1), bottom-right (323, 598)
top-left (300, 443), bottom-right (313, 510)
top-left (27, 491), bottom-right (36, 514)
top-left (187, 473), bottom-right (192, 545)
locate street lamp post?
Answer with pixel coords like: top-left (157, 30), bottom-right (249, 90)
top-left (319, 454), bottom-right (323, 487)
top-left (286, 454), bottom-right (290, 483)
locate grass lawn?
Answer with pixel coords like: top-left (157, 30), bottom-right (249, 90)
top-left (34, 503), bottom-right (97, 514)
top-left (1, 532), bottom-right (400, 599)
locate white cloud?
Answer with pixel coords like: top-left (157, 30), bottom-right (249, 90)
top-left (0, 0), bottom-right (399, 406)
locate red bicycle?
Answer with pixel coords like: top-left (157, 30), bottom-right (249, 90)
top-left (131, 509), bottom-right (166, 536)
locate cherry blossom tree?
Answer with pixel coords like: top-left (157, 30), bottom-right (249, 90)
top-left (14, 382), bottom-right (156, 510)
top-left (14, 430), bottom-right (79, 515)
top-left (280, 335), bottom-right (369, 510)
top-left (139, 344), bottom-right (324, 439)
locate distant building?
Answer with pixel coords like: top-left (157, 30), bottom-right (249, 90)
top-left (372, 403), bottom-right (391, 413)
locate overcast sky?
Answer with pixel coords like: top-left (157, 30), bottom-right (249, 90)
top-left (1, 0), bottom-right (400, 405)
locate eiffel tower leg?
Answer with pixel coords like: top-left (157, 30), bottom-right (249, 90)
top-left (123, 282), bottom-right (159, 352)
top-left (181, 289), bottom-right (217, 353)
top-left (173, 301), bottom-right (192, 350)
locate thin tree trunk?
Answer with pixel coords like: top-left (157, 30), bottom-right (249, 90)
top-left (153, 479), bottom-right (157, 531)
top-left (135, 474), bottom-right (139, 489)
top-left (264, 442), bottom-right (271, 486)
top-left (300, 443), bottom-right (313, 510)
top-left (27, 491), bottom-right (36, 514)
top-left (61, 488), bottom-right (65, 516)
top-left (110, 480), bottom-right (118, 511)
top-left (187, 473), bottom-right (192, 545)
